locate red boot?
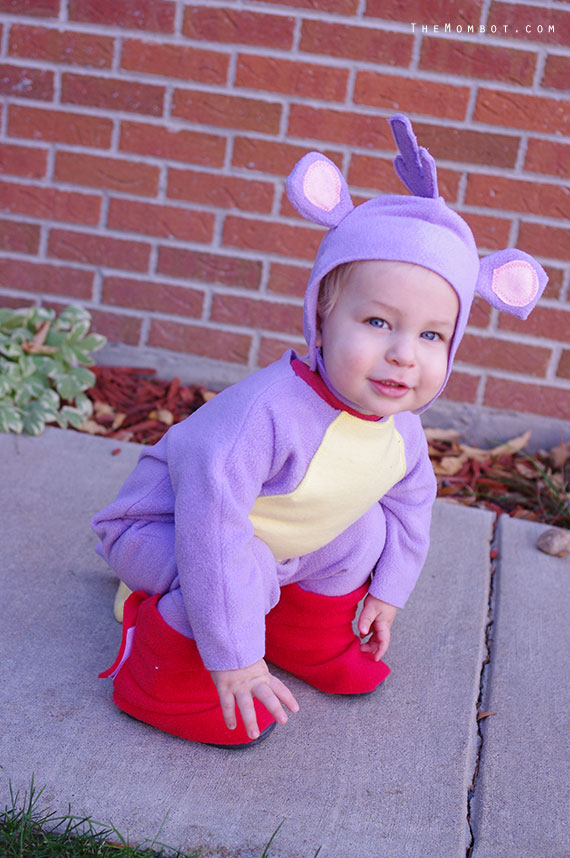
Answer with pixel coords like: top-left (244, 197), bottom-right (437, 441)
top-left (99, 591), bottom-right (275, 748)
top-left (264, 582), bottom-right (390, 694)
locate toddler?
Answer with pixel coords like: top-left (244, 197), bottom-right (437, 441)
top-left (92, 114), bottom-right (546, 748)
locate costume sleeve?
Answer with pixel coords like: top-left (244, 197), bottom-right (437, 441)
top-left (367, 414), bottom-right (436, 608)
top-left (165, 387), bottom-right (285, 672)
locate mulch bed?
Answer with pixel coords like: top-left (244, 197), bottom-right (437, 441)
top-left (82, 366), bottom-right (570, 529)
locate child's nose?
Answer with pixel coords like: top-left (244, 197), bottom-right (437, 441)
top-left (385, 335), bottom-right (416, 367)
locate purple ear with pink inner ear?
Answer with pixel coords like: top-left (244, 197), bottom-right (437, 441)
top-left (286, 151), bottom-right (354, 228)
top-left (476, 248), bottom-right (548, 319)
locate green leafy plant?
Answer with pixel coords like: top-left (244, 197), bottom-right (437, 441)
top-left (0, 305), bottom-right (106, 435)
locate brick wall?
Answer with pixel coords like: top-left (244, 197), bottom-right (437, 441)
top-left (0, 0), bottom-right (569, 418)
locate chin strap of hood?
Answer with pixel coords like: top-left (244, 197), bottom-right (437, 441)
top-left (285, 114), bottom-right (548, 413)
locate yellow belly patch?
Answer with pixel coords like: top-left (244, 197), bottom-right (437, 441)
top-left (249, 413), bottom-right (405, 561)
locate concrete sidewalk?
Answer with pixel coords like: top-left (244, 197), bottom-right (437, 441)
top-left (1, 428), bottom-right (568, 857)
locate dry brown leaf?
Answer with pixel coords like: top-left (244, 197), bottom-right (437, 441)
top-left (157, 408), bottom-right (174, 425)
top-left (83, 419), bottom-right (107, 435)
top-left (433, 454), bottom-right (468, 476)
top-left (548, 441), bottom-right (570, 470)
top-left (424, 428), bottom-right (462, 442)
top-left (112, 412), bottom-right (126, 430)
top-left (460, 431), bottom-right (531, 462)
top-left (202, 390), bottom-right (217, 402)
top-left (514, 460), bottom-right (538, 480)
top-left (94, 401), bottom-right (115, 417)
top-left (477, 710), bottom-right (498, 721)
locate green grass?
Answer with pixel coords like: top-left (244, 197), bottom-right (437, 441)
top-left (0, 781), bottom-right (315, 858)
top-left (0, 779), bottom-right (196, 858)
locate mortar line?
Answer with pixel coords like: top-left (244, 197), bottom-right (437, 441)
top-left (465, 515), bottom-right (499, 857)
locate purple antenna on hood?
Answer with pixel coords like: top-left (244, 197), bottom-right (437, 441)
top-left (390, 114), bottom-right (438, 199)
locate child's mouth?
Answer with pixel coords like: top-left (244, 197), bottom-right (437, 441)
top-left (370, 379), bottom-right (410, 398)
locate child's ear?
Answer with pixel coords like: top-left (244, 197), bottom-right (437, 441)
top-left (476, 249), bottom-right (548, 319)
top-left (286, 152), bottom-right (354, 228)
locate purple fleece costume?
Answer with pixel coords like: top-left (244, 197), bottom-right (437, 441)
top-left (92, 115), bottom-right (547, 672)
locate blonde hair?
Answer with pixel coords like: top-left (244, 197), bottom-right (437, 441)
top-left (317, 262), bottom-right (358, 320)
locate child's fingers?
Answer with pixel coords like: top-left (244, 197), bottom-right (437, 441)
top-left (266, 674), bottom-right (300, 716)
top-left (217, 689), bottom-right (237, 731)
top-left (357, 607), bottom-right (374, 637)
top-left (235, 688), bottom-right (261, 740)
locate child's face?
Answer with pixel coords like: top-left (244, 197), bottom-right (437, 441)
top-left (316, 260), bottom-right (459, 417)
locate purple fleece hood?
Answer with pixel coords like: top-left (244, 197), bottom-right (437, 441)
top-left (286, 114), bottom-right (548, 413)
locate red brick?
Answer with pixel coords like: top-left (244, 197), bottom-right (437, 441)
top-left (171, 89), bottom-right (281, 135)
top-left (411, 122), bottom-right (520, 168)
top-left (542, 55), bottom-right (570, 91)
top-left (255, 0), bottom-right (357, 12)
top-left (517, 222), bottom-right (570, 261)
top-left (54, 151), bottom-right (159, 197)
top-left (167, 168), bottom-right (274, 214)
top-left (474, 89), bottom-right (570, 136)
top-left (0, 258), bottom-right (93, 298)
top-left (107, 199), bottom-right (214, 243)
top-left (0, 63), bottom-right (53, 100)
top-left (0, 181), bottom-right (101, 226)
top-left (233, 137), bottom-right (339, 177)
top-left (365, 0), bottom-right (483, 24)
top-left (119, 121), bottom-right (225, 167)
top-left (183, 7), bottom-right (294, 49)
top-left (288, 105), bottom-right (392, 150)
top-left (525, 139), bottom-right (570, 180)
top-left (102, 275), bottom-right (203, 318)
top-left (61, 72), bottom-right (164, 117)
top-left (488, 3), bottom-right (570, 48)
top-left (48, 228), bottom-right (151, 272)
top-left (148, 319), bottom-right (251, 364)
top-left (468, 295), bottom-right (492, 330)
top-left (0, 0), bottom-right (59, 16)
top-left (235, 54), bottom-right (348, 102)
top-left (0, 218), bottom-right (39, 254)
top-left (258, 335), bottom-right (303, 367)
top-left (211, 294), bottom-right (303, 336)
top-left (420, 38), bottom-right (536, 85)
top-left (8, 105), bottom-right (112, 148)
top-left (498, 305), bottom-right (570, 344)
top-left (0, 142), bottom-right (46, 178)
top-left (300, 20), bottom-right (412, 65)
top-left (68, 0), bottom-right (175, 33)
top-left (87, 308), bottom-right (141, 345)
top-left (484, 378), bottom-right (570, 419)
top-left (457, 334), bottom-right (550, 376)
top-left (0, 294), bottom-right (36, 311)
top-left (354, 71), bottom-right (470, 120)
top-left (223, 215), bottom-right (323, 261)
top-left (157, 247), bottom-right (262, 290)
top-left (461, 212), bottom-right (512, 251)
top-left (268, 262), bottom-right (311, 299)
top-left (557, 351), bottom-right (570, 380)
top-left (466, 174), bottom-right (570, 220)
top-left (438, 371), bottom-right (479, 404)
top-left (9, 24), bottom-right (113, 68)
top-left (541, 266), bottom-right (564, 301)
top-left (348, 154), bottom-right (460, 201)
top-left (121, 40), bottom-right (228, 85)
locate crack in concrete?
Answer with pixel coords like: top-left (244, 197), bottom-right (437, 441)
top-left (466, 517), bottom-right (498, 858)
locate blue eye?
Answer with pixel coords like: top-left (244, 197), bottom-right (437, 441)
top-left (367, 318), bottom-right (388, 328)
top-left (421, 331), bottom-right (441, 341)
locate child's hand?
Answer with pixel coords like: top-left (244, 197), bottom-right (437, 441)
top-left (210, 659), bottom-right (299, 741)
top-left (357, 595), bottom-right (398, 661)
